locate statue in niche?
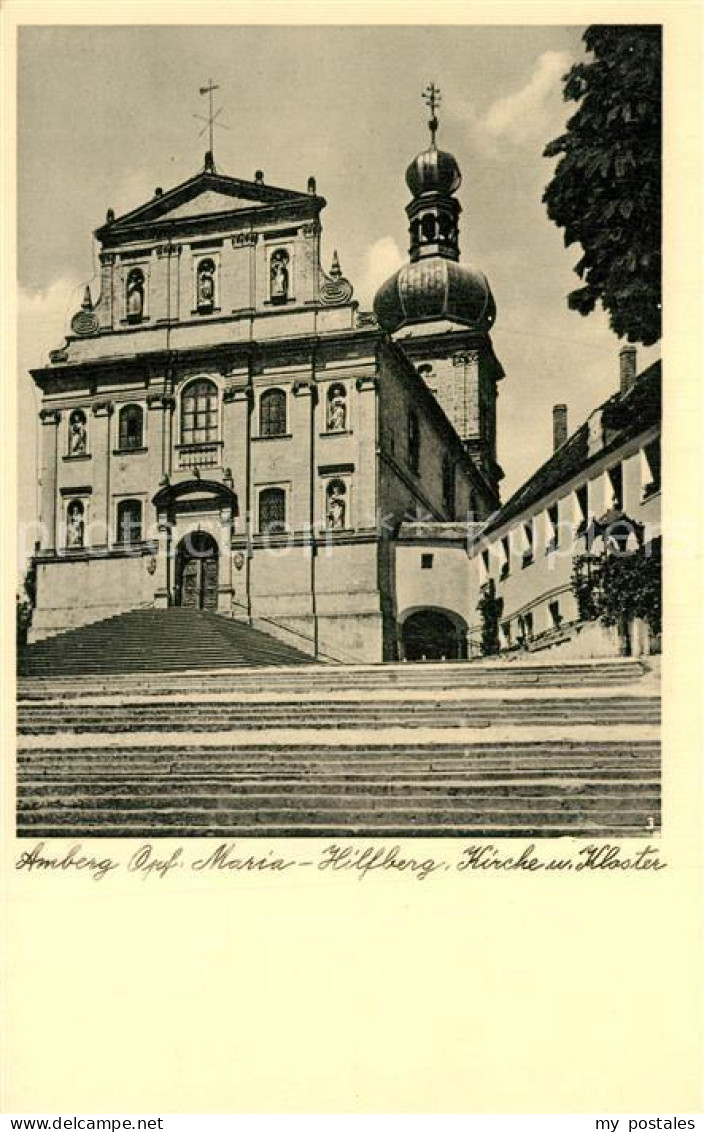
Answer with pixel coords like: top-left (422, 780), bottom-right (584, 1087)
top-left (197, 260), bottom-right (215, 308)
top-left (126, 268), bottom-right (144, 320)
top-left (69, 410), bottom-right (87, 456)
top-left (270, 250), bottom-right (289, 300)
top-left (326, 480), bottom-right (346, 531)
top-left (66, 500), bottom-right (85, 548)
top-left (327, 385), bottom-right (347, 432)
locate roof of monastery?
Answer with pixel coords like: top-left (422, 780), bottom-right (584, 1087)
top-left (484, 360), bottom-right (661, 535)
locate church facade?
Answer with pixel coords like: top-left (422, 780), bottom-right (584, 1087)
top-left (29, 119), bottom-right (505, 663)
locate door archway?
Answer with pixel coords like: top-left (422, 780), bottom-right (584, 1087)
top-left (401, 608), bottom-right (467, 662)
top-left (175, 531), bottom-right (219, 610)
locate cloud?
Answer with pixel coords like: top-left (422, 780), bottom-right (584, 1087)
top-left (357, 235), bottom-right (405, 307)
top-left (17, 278), bottom-right (87, 546)
top-left (19, 276), bottom-right (86, 371)
top-left (451, 51), bottom-right (573, 155)
top-left (484, 51), bottom-right (572, 143)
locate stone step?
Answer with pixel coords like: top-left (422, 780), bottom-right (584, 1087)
top-left (17, 700), bottom-right (661, 735)
top-left (21, 608), bottom-right (317, 675)
top-left (18, 662), bottom-right (649, 698)
top-left (15, 803), bottom-right (658, 833)
top-left (18, 760), bottom-right (659, 782)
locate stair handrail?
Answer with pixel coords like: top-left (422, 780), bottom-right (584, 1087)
top-left (226, 600), bottom-right (361, 666)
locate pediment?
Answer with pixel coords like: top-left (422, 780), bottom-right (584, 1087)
top-left (162, 190), bottom-right (269, 219)
top-left (97, 170), bottom-right (319, 240)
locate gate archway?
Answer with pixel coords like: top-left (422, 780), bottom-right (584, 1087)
top-left (401, 608), bottom-right (467, 662)
top-left (175, 531), bottom-right (219, 610)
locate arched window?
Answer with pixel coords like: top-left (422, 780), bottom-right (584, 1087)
top-left (126, 267), bottom-right (145, 321)
top-left (181, 379), bottom-right (218, 444)
top-left (260, 389), bottom-right (287, 437)
top-left (258, 487), bottom-right (287, 534)
top-left (326, 478), bottom-right (347, 530)
top-left (326, 384), bottom-right (347, 432)
top-left (116, 499), bottom-right (143, 544)
top-left (68, 409), bottom-right (88, 456)
top-left (196, 258), bottom-right (216, 312)
top-left (270, 248), bottom-right (290, 302)
top-left (66, 499), bottom-right (85, 549)
top-left (421, 213), bottom-right (437, 242)
top-left (118, 404), bottom-right (144, 450)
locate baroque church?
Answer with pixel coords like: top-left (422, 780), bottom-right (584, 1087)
top-left (28, 99), bottom-right (505, 664)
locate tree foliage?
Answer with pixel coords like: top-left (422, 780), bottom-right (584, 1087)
top-left (477, 579), bottom-right (502, 656)
top-left (543, 25), bottom-right (661, 345)
top-left (571, 539), bottom-right (662, 637)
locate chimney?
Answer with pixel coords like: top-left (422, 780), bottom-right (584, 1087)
top-left (553, 404), bottom-right (568, 452)
top-left (619, 345), bottom-right (637, 393)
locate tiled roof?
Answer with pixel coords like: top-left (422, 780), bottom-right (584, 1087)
top-left (484, 360), bottom-right (661, 535)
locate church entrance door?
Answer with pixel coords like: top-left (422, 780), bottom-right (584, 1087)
top-left (175, 531), bottom-right (219, 611)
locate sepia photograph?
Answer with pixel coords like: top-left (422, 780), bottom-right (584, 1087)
top-left (16, 22), bottom-right (662, 840)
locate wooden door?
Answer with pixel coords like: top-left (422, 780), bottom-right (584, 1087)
top-left (201, 556), bottom-right (219, 610)
top-left (180, 558), bottom-right (200, 608)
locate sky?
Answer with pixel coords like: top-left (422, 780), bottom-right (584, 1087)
top-left (17, 23), bottom-right (660, 534)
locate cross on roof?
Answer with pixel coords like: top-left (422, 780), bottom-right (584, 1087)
top-left (193, 78), bottom-right (229, 169)
top-left (422, 82), bottom-right (442, 144)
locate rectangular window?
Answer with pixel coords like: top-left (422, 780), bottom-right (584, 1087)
top-left (500, 536), bottom-right (510, 580)
top-left (607, 463), bottom-right (623, 510)
top-left (181, 380), bottom-right (218, 444)
top-left (260, 389), bottom-right (288, 438)
top-left (501, 621), bottom-right (512, 647)
top-left (442, 456), bottom-right (455, 517)
top-left (546, 503), bottom-right (559, 553)
top-left (549, 600), bottom-right (562, 629)
top-left (524, 611), bottom-right (534, 640)
top-left (407, 410), bottom-right (420, 474)
top-left (258, 487), bottom-right (287, 533)
top-left (421, 553), bottom-right (434, 570)
top-left (642, 438), bottom-right (661, 498)
top-left (521, 521), bottom-right (534, 568)
top-left (575, 483), bottom-right (589, 535)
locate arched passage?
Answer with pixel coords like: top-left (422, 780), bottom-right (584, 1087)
top-left (175, 531), bottom-right (219, 610)
top-left (401, 608), bottom-right (467, 662)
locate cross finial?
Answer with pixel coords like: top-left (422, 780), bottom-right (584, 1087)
top-left (193, 78), bottom-right (230, 170)
top-left (422, 82), bottom-right (442, 145)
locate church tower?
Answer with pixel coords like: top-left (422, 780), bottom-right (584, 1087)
top-left (373, 86), bottom-right (504, 497)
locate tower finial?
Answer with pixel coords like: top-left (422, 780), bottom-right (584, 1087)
top-left (422, 82), bottom-right (442, 146)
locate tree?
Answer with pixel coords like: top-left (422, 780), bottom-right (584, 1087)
top-left (543, 25), bottom-right (661, 345)
top-left (477, 579), bottom-right (502, 656)
top-left (571, 538), bottom-right (662, 638)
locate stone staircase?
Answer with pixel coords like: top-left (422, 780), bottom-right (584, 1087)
top-left (16, 652), bottom-right (661, 839)
top-left (20, 608), bottom-right (317, 676)
top-left (17, 739), bottom-right (659, 838)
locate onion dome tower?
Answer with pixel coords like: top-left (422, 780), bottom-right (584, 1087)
top-left (373, 85), bottom-right (504, 498)
top-left (374, 87), bottom-right (496, 333)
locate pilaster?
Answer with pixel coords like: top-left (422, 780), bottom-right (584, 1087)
top-left (355, 375), bottom-right (379, 530)
top-left (39, 409), bottom-right (61, 551)
top-left (91, 400), bottom-right (114, 547)
top-left (292, 380), bottom-right (318, 531)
